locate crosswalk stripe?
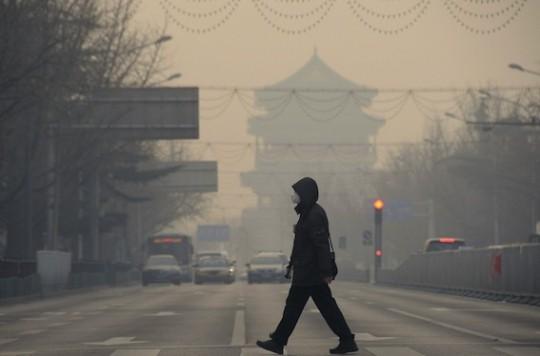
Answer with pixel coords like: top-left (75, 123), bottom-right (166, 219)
top-left (110, 350), bottom-right (160, 356)
top-left (0, 339), bottom-right (17, 346)
top-left (19, 329), bottom-right (44, 336)
top-left (366, 346), bottom-right (425, 356)
top-left (231, 310), bottom-right (246, 346)
top-left (494, 347), bottom-right (540, 356)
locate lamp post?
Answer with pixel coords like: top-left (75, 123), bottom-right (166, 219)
top-left (152, 73), bottom-right (182, 86)
top-left (508, 63), bottom-right (540, 77)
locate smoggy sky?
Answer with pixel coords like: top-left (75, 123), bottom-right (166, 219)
top-left (133, 0), bottom-right (540, 228)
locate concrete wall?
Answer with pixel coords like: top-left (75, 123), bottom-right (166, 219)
top-left (378, 244), bottom-right (540, 296)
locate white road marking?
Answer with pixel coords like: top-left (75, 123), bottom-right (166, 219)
top-left (144, 311), bottom-right (180, 316)
top-left (494, 347), bottom-right (540, 356)
top-left (307, 308), bottom-right (319, 313)
top-left (240, 347), bottom-right (288, 356)
top-left (20, 318), bottom-right (47, 321)
top-left (231, 310), bottom-right (246, 346)
top-left (366, 346), bottom-right (424, 356)
top-left (110, 350), bottom-right (160, 356)
top-left (19, 329), bottom-right (44, 336)
top-left (430, 307), bottom-right (450, 312)
top-left (42, 312), bottom-right (66, 316)
top-left (84, 337), bottom-right (148, 346)
top-left (388, 308), bottom-right (516, 344)
top-left (355, 332), bottom-right (396, 342)
top-left (0, 352), bottom-right (35, 355)
top-left (237, 302), bottom-right (245, 307)
top-left (0, 339), bottom-right (17, 346)
top-left (84, 311), bottom-right (103, 315)
top-left (48, 322), bottom-right (70, 327)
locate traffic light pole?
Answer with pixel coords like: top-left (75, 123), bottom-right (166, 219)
top-left (373, 199), bottom-right (384, 283)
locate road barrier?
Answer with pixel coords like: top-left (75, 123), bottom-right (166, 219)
top-left (0, 260), bottom-right (141, 300)
top-left (378, 243), bottom-right (540, 302)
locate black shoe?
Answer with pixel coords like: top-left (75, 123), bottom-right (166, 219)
top-left (329, 336), bottom-right (359, 354)
top-left (256, 339), bottom-right (284, 355)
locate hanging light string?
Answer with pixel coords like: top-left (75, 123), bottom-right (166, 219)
top-left (197, 86), bottom-right (539, 122)
top-left (159, 0), bottom-right (241, 34)
top-left (443, 0), bottom-right (527, 34)
top-left (252, 0), bottom-right (336, 35)
top-left (156, 0), bottom-right (528, 35)
top-left (346, 0), bottom-right (432, 35)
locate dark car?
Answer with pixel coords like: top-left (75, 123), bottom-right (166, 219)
top-left (193, 255), bottom-right (236, 284)
top-left (424, 237), bottom-right (466, 253)
top-left (142, 254), bottom-right (182, 286)
top-left (246, 252), bottom-right (288, 284)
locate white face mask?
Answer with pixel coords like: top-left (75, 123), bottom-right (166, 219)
top-left (291, 192), bottom-right (300, 204)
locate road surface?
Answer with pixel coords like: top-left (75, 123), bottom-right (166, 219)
top-left (0, 281), bottom-right (539, 355)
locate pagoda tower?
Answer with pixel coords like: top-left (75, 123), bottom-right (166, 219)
top-left (240, 52), bottom-right (384, 260)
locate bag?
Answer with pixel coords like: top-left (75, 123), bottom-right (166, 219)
top-left (328, 235), bottom-right (338, 279)
top-left (322, 210), bottom-right (338, 279)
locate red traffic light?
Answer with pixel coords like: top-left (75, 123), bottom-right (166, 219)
top-left (373, 199), bottom-right (384, 210)
top-left (375, 249), bottom-right (382, 257)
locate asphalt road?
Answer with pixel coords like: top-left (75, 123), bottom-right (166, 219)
top-left (0, 281), bottom-right (539, 355)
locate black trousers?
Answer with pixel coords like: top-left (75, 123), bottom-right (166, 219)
top-left (271, 283), bottom-right (353, 346)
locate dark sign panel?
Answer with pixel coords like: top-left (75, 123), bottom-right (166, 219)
top-left (63, 87), bottom-right (199, 140)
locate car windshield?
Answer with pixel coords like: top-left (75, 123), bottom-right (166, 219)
top-left (251, 256), bottom-right (283, 265)
top-left (426, 241), bottom-right (465, 252)
top-left (146, 255), bottom-right (177, 266)
top-left (199, 256), bottom-right (228, 267)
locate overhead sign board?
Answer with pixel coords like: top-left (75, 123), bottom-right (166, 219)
top-left (63, 87), bottom-right (199, 140)
top-left (197, 225), bottom-right (230, 242)
top-left (146, 161), bottom-right (218, 193)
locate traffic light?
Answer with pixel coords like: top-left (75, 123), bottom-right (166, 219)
top-left (373, 199), bottom-right (384, 271)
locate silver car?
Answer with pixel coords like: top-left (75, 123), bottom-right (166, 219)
top-left (193, 255), bottom-right (236, 284)
top-left (142, 254), bottom-right (182, 286)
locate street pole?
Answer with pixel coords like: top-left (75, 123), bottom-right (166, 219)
top-left (46, 125), bottom-right (57, 250)
top-left (373, 199), bottom-right (384, 283)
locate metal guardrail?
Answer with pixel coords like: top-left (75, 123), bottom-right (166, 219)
top-left (377, 243), bottom-right (540, 301)
top-left (0, 268), bottom-right (141, 300)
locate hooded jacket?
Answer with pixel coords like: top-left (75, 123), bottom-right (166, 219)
top-left (290, 177), bottom-right (333, 286)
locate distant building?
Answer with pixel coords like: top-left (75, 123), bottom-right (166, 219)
top-left (241, 52), bottom-right (384, 258)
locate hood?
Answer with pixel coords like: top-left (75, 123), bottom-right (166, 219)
top-left (292, 177), bottom-right (318, 214)
top-left (144, 264), bottom-right (180, 271)
top-left (251, 264), bottom-right (284, 271)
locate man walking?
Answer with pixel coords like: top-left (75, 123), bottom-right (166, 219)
top-left (256, 177), bottom-right (358, 355)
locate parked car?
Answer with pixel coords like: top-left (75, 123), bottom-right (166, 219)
top-left (193, 255), bottom-right (236, 284)
top-left (424, 237), bottom-right (466, 253)
top-left (246, 252), bottom-right (288, 284)
top-left (142, 254), bottom-right (182, 286)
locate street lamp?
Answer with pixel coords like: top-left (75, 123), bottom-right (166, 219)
top-left (153, 73), bottom-right (182, 86)
top-left (155, 35), bottom-right (173, 45)
top-left (508, 63), bottom-right (540, 77)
